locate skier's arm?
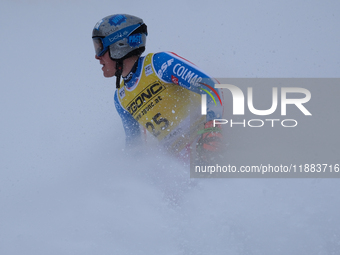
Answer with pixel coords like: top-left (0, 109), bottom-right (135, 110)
top-left (152, 52), bottom-right (224, 163)
top-left (152, 51), bottom-right (223, 121)
top-left (114, 91), bottom-right (142, 146)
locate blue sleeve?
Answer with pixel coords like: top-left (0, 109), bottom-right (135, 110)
top-left (152, 52), bottom-right (223, 121)
top-left (114, 91), bottom-right (142, 146)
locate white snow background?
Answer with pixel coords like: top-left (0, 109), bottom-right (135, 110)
top-left (1, 0), bottom-right (340, 254)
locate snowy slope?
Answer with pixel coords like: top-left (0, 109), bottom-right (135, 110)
top-left (1, 0), bottom-right (340, 254)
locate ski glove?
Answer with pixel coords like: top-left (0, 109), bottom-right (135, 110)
top-left (196, 120), bottom-right (223, 163)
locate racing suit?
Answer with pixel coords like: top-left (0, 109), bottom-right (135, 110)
top-left (114, 51), bottom-right (223, 157)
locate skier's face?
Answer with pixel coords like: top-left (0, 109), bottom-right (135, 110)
top-left (95, 51), bottom-right (116, 78)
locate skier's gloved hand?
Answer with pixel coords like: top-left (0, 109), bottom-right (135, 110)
top-left (196, 120), bottom-right (223, 163)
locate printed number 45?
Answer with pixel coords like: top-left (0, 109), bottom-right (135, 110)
top-left (145, 113), bottom-right (169, 137)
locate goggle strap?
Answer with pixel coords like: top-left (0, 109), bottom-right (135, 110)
top-left (102, 24), bottom-right (141, 49)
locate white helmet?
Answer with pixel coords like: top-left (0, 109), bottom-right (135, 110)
top-left (92, 14), bottom-right (147, 60)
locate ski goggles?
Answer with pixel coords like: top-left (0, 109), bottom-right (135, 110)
top-left (92, 37), bottom-right (107, 57)
top-left (92, 23), bottom-right (145, 57)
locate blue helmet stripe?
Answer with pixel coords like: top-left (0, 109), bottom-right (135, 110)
top-left (102, 24), bottom-right (141, 48)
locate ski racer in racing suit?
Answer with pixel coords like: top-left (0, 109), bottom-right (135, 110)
top-left (92, 14), bottom-right (223, 162)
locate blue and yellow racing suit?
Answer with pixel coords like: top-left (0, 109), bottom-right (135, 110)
top-left (114, 51), bottom-right (223, 155)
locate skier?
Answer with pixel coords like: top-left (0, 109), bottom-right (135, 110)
top-left (92, 14), bottom-right (224, 163)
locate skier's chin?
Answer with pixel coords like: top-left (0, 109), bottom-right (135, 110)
top-left (103, 71), bottom-right (114, 78)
